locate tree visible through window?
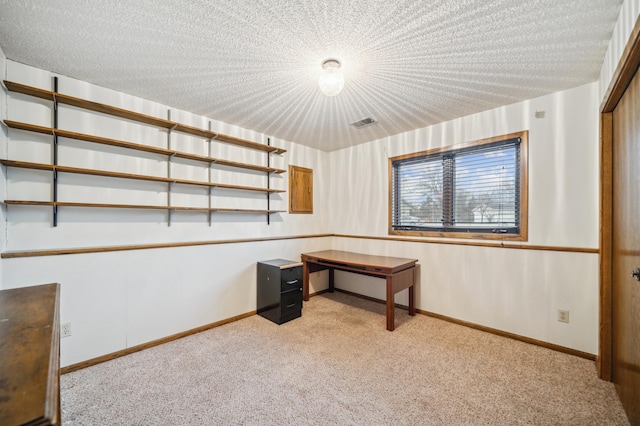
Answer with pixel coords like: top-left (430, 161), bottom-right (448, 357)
top-left (389, 131), bottom-right (528, 240)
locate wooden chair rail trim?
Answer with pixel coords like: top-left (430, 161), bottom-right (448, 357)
top-left (0, 234), bottom-right (334, 259)
top-left (3, 200), bottom-right (286, 214)
top-left (3, 80), bottom-right (286, 154)
top-left (0, 159), bottom-right (285, 194)
top-left (334, 234), bottom-right (598, 254)
top-left (3, 120), bottom-right (285, 174)
top-left (0, 233), bottom-right (595, 259)
top-left (61, 310), bottom-right (257, 374)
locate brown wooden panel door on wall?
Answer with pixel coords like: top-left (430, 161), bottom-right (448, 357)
top-left (289, 165), bottom-right (313, 213)
top-left (612, 61), bottom-right (640, 425)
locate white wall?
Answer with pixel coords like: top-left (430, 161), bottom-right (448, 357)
top-left (1, 61), bottom-right (332, 367)
top-left (2, 237), bottom-right (332, 367)
top-left (600, 0), bottom-right (640, 103)
top-left (328, 82), bottom-right (600, 354)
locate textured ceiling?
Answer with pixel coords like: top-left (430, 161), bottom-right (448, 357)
top-left (0, 0), bottom-right (623, 151)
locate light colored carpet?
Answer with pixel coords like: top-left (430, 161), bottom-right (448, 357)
top-left (61, 292), bottom-right (630, 425)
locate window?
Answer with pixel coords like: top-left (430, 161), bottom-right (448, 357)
top-left (389, 131), bottom-right (528, 240)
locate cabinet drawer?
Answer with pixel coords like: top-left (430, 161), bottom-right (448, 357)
top-left (280, 266), bottom-right (302, 291)
top-left (281, 289), bottom-right (302, 315)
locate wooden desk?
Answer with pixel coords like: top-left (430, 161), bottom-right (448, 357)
top-left (0, 283), bottom-right (61, 426)
top-left (301, 250), bottom-right (417, 331)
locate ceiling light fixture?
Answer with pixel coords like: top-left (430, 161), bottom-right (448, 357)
top-left (318, 58), bottom-right (344, 97)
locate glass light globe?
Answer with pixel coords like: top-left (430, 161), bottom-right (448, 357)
top-left (318, 59), bottom-right (344, 96)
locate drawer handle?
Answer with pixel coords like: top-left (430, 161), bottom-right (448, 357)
top-left (286, 280), bottom-right (299, 285)
top-left (285, 303), bottom-right (296, 308)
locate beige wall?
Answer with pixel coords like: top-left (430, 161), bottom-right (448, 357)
top-left (328, 83), bottom-right (600, 354)
top-left (600, 0), bottom-right (640, 102)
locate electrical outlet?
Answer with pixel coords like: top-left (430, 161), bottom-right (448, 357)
top-left (61, 322), bottom-right (72, 338)
top-left (558, 310), bottom-right (569, 323)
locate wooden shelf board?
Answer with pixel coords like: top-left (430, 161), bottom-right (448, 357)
top-left (4, 120), bottom-right (285, 174)
top-left (207, 157), bottom-right (285, 174)
top-left (211, 208), bottom-right (286, 213)
top-left (3, 80), bottom-right (286, 154)
top-left (3, 200), bottom-right (285, 214)
top-left (5, 120), bottom-right (171, 156)
top-left (4, 200), bottom-right (167, 210)
top-left (212, 183), bottom-right (286, 193)
top-left (0, 159), bottom-right (284, 194)
top-left (3, 80), bottom-right (53, 102)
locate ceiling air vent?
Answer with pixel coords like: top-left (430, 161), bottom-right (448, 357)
top-left (350, 117), bottom-right (377, 129)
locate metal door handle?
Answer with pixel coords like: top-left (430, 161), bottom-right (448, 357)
top-left (632, 268), bottom-right (640, 281)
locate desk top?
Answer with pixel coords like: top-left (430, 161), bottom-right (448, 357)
top-left (301, 250), bottom-right (417, 273)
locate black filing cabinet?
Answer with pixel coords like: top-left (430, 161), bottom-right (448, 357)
top-left (257, 259), bottom-right (303, 325)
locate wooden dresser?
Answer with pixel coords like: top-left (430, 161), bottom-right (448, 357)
top-left (0, 283), bottom-right (61, 425)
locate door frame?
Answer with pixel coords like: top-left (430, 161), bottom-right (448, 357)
top-left (598, 16), bottom-right (640, 380)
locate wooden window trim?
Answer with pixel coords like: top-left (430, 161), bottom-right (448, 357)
top-left (388, 131), bottom-right (528, 241)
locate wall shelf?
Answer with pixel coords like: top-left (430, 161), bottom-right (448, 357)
top-left (3, 200), bottom-right (285, 214)
top-left (0, 160), bottom-right (285, 194)
top-left (4, 120), bottom-right (286, 174)
top-left (1, 78), bottom-right (287, 226)
top-left (3, 80), bottom-right (287, 154)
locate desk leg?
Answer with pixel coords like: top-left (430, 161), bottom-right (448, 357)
top-left (303, 261), bottom-right (310, 302)
top-left (328, 268), bottom-right (335, 293)
top-left (409, 283), bottom-right (416, 316)
top-left (386, 276), bottom-right (395, 331)
top-left (387, 267), bottom-right (415, 330)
